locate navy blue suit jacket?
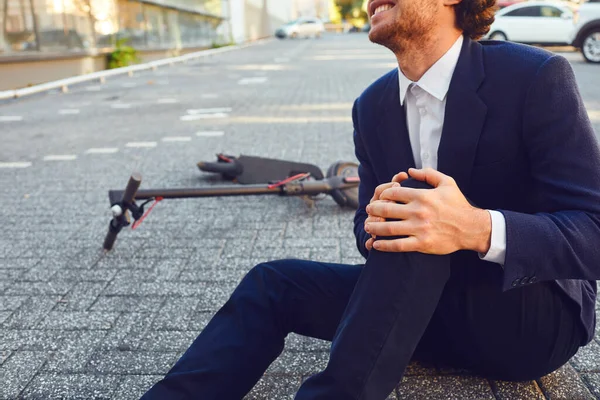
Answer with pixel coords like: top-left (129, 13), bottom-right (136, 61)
top-left (352, 36), bottom-right (600, 345)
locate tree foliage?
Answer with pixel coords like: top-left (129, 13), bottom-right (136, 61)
top-left (333, 0), bottom-right (367, 21)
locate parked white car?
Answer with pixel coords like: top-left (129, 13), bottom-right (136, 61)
top-left (486, 1), bottom-right (577, 45)
top-left (275, 18), bottom-right (325, 39)
top-left (571, 0), bottom-right (600, 62)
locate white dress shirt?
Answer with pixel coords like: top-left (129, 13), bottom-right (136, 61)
top-left (398, 35), bottom-right (506, 265)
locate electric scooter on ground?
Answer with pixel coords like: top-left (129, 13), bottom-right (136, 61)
top-left (102, 155), bottom-right (360, 251)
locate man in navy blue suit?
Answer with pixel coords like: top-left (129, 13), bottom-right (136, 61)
top-left (142, 0), bottom-right (600, 398)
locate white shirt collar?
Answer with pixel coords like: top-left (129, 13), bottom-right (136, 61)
top-left (398, 35), bottom-right (464, 106)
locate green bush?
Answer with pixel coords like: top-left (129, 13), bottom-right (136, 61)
top-left (107, 38), bottom-right (140, 69)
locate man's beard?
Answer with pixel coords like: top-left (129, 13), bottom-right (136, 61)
top-left (368, 5), bottom-right (438, 54)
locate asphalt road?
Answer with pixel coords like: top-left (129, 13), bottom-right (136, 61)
top-left (1, 34), bottom-right (600, 399)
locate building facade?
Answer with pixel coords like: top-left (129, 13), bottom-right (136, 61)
top-left (0, 0), bottom-right (231, 55)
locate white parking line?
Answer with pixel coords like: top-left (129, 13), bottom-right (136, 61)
top-left (238, 77), bottom-right (268, 85)
top-left (0, 116), bottom-right (23, 122)
top-left (43, 155), bottom-right (77, 161)
top-left (157, 98), bottom-right (179, 104)
top-left (196, 131), bottom-right (225, 137)
top-left (111, 104), bottom-right (132, 109)
top-left (85, 148), bottom-right (119, 154)
top-left (180, 113), bottom-right (228, 121)
top-left (162, 136), bottom-right (192, 142)
top-left (125, 142), bottom-right (157, 148)
top-left (0, 162), bottom-right (31, 168)
top-left (187, 108), bottom-right (232, 114)
top-left (59, 109), bottom-right (80, 115)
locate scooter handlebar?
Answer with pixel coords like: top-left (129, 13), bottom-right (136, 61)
top-left (103, 173), bottom-right (142, 251)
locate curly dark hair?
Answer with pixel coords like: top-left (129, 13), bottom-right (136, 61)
top-left (455, 0), bottom-right (498, 40)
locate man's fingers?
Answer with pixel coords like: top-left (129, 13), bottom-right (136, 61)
top-left (378, 186), bottom-right (422, 204)
top-left (366, 237), bottom-right (374, 251)
top-left (408, 168), bottom-right (452, 188)
top-left (372, 236), bottom-right (420, 253)
top-left (371, 181), bottom-right (400, 202)
top-left (392, 172), bottom-right (409, 183)
top-left (366, 201), bottom-right (411, 220)
top-left (365, 220), bottom-right (413, 237)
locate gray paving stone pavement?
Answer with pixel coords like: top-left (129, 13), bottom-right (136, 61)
top-left (0, 34), bottom-right (599, 399)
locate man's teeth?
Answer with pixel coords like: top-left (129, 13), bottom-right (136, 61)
top-left (374, 4), bottom-right (393, 15)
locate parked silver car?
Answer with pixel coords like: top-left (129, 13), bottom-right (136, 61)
top-left (275, 18), bottom-right (325, 39)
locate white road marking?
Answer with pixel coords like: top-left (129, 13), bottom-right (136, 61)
top-left (180, 113), bottom-right (228, 121)
top-left (589, 110), bottom-right (600, 122)
top-left (0, 116), bottom-right (23, 122)
top-left (58, 109), bottom-right (80, 115)
top-left (238, 77), bottom-right (268, 85)
top-left (310, 55), bottom-right (393, 61)
top-left (157, 98), bottom-right (179, 104)
top-left (0, 162), bottom-right (31, 168)
top-left (279, 103), bottom-right (353, 111)
top-left (85, 148), bottom-right (119, 154)
top-left (125, 142), bottom-right (157, 148)
top-left (43, 155), bottom-right (77, 161)
top-left (162, 136), bottom-right (192, 142)
top-left (86, 86), bottom-right (102, 91)
top-left (187, 108), bottom-right (232, 114)
top-left (196, 131), bottom-right (225, 137)
top-left (206, 116), bottom-right (353, 124)
top-left (111, 104), bottom-right (132, 109)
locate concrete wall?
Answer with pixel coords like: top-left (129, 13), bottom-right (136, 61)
top-left (0, 47), bottom-right (208, 90)
top-left (229, 0), bottom-right (293, 43)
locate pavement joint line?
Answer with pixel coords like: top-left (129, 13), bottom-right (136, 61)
top-left (58, 109), bottom-right (80, 115)
top-left (0, 116), bottom-right (23, 122)
top-left (125, 142), bottom-right (158, 148)
top-left (180, 113), bottom-right (229, 121)
top-left (162, 136), bottom-right (192, 142)
top-left (85, 148), bottom-right (120, 154)
top-left (43, 155), bottom-right (78, 161)
top-left (111, 104), bottom-right (133, 109)
top-left (196, 131), bottom-right (225, 137)
top-left (186, 108), bottom-right (232, 114)
top-left (0, 161), bottom-right (31, 168)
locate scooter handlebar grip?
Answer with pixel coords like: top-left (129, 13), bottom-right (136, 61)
top-left (122, 173), bottom-right (142, 204)
top-left (103, 220), bottom-right (118, 251)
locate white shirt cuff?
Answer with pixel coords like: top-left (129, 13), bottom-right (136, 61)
top-left (479, 210), bottom-right (507, 266)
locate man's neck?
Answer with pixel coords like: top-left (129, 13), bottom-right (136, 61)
top-left (396, 29), bottom-right (463, 82)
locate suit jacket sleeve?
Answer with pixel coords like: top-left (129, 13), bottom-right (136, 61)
top-left (352, 98), bottom-right (378, 259)
top-left (500, 55), bottom-right (600, 291)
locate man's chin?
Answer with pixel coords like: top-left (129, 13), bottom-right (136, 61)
top-left (368, 25), bottom-right (393, 46)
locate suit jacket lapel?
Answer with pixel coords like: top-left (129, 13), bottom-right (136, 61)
top-left (375, 71), bottom-right (416, 181)
top-left (437, 37), bottom-right (487, 196)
